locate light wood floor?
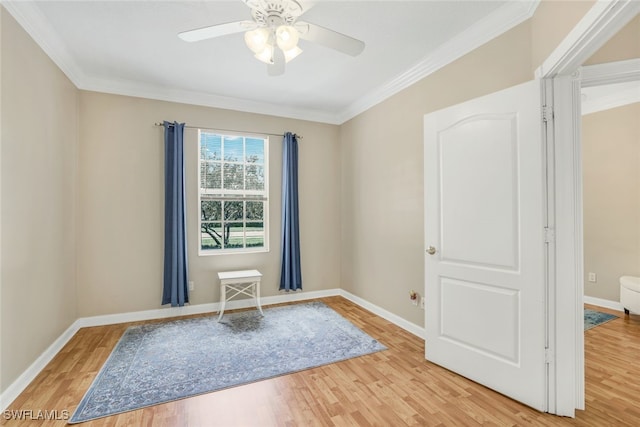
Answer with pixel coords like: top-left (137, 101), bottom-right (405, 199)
top-left (3, 297), bottom-right (640, 426)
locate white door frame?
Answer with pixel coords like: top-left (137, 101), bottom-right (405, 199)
top-left (536, 0), bottom-right (640, 416)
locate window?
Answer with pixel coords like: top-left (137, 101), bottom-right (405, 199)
top-left (198, 131), bottom-right (268, 254)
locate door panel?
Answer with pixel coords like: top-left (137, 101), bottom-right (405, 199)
top-left (440, 277), bottom-right (519, 362)
top-left (424, 80), bottom-right (546, 411)
top-left (439, 114), bottom-right (519, 269)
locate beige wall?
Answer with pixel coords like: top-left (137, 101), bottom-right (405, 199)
top-left (585, 15), bottom-right (640, 65)
top-left (1, 9), bottom-right (78, 392)
top-left (339, 1), bottom-right (594, 327)
top-left (77, 91), bottom-right (341, 317)
top-left (583, 103), bottom-right (640, 302)
top-left (582, 11), bottom-right (639, 303)
top-left (530, 0), bottom-right (595, 70)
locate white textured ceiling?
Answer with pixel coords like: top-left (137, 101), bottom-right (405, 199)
top-left (4, 0), bottom-right (539, 124)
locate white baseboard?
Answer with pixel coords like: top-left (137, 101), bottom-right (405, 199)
top-left (0, 319), bottom-right (81, 412)
top-left (77, 288), bottom-right (342, 328)
top-left (0, 288), bottom-right (424, 411)
top-left (339, 290), bottom-right (426, 339)
top-left (583, 295), bottom-right (624, 312)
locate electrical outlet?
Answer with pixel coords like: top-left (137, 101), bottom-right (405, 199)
top-left (412, 298), bottom-right (418, 306)
top-left (189, 281), bottom-right (195, 291)
top-left (588, 273), bottom-right (597, 283)
top-left (420, 297), bottom-right (425, 309)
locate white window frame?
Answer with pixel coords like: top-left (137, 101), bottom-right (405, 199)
top-left (197, 130), bottom-right (269, 255)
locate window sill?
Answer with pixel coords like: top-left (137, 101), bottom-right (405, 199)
top-left (198, 247), bottom-right (270, 256)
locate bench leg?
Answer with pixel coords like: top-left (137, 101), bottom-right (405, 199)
top-left (255, 281), bottom-right (264, 316)
top-left (218, 285), bottom-right (227, 321)
top-left (625, 308), bottom-right (630, 315)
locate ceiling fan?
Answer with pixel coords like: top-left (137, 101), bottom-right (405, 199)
top-left (178, 0), bottom-right (365, 76)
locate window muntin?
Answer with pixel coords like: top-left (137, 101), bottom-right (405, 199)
top-left (198, 131), bottom-right (268, 254)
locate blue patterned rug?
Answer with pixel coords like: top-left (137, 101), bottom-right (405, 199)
top-left (584, 308), bottom-right (618, 330)
top-left (69, 301), bottom-right (386, 423)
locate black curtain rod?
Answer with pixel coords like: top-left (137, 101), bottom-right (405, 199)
top-left (155, 122), bottom-right (302, 139)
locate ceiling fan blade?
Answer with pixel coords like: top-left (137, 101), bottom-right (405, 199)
top-left (268, 48), bottom-right (285, 76)
top-left (296, 22), bottom-right (364, 56)
top-left (178, 21), bottom-right (256, 42)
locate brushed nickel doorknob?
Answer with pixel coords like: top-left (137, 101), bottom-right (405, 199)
top-left (427, 246), bottom-right (436, 255)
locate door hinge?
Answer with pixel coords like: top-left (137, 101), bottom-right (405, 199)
top-left (545, 348), bottom-right (554, 364)
top-left (544, 227), bottom-right (555, 243)
top-left (542, 105), bottom-right (553, 123)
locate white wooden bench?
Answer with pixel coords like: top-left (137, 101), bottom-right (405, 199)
top-left (217, 270), bottom-right (264, 321)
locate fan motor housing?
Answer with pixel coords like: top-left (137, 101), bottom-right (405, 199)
top-left (250, 0), bottom-right (303, 27)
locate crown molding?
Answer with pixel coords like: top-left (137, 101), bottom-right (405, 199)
top-left (2, 0), bottom-right (339, 124)
top-left (3, 0), bottom-right (539, 125)
top-left (337, 0), bottom-right (540, 123)
top-left (2, 0), bottom-right (87, 87)
top-left (82, 75), bottom-right (342, 124)
top-left (1, 0), bottom-right (340, 124)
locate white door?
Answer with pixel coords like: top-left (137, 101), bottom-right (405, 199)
top-left (424, 80), bottom-right (547, 411)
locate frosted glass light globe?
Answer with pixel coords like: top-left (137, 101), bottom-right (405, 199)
top-left (244, 28), bottom-right (270, 54)
top-left (275, 26), bottom-right (299, 52)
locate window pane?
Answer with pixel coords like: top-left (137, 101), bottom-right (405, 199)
top-left (246, 165), bottom-right (264, 191)
top-left (246, 201), bottom-right (263, 220)
top-left (199, 131), bottom-right (268, 254)
top-left (223, 163), bottom-right (244, 190)
top-left (246, 222), bottom-right (264, 248)
top-left (246, 138), bottom-right (265, 164)
top-left (201, 200), bottom-right (221, 221)
top-left (225, 222), bottom-right (244, 248)
top-left (201, 162), bottom-right (221, 190)
top-left (201, 133), bottom-right (221, 161)
top-left (224, 137), bottom-right (243, 162)
top-left (224, 201), bottom-right (243, 221)
top-left (201, 222), bottom-right (222, 250)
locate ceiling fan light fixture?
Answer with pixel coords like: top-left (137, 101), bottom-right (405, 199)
top-left (176, 0), bottom-right (365, 74)
top-left (283, 46), bottom-right (302, 63)
top-left (254, 44), bottom-right (274, 64)
top-left (275, 25), bottom-right (299, 51)
top-left (244, 27), bottom-right (270, 53)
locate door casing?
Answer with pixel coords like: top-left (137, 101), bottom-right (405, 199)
top-left (537, 0), bottom-right (640, 416)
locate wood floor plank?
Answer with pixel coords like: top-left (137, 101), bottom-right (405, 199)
top-left (3, 298), bottom-right (640, 426)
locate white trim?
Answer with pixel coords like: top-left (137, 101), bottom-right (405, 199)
top-left (80, 77), bottom-right (343, 125)
top-left (582, 80), bottom-right (640, 115)
top-left (0, 289), bottom-right (425, 411)
top-left (580, 59), bottom-right (640, 115)
top-left (339, 290), bottom-right (425, 339)
top-left (584, 296), bottom-right (625, 312)
top-left (196, 131), bottom-right (270, 256)
top-left (3, 0), bottom-right (538, 126)
top-left (0, 320), bottom-right (80, 413)
top-left (581, 58), bottom-right (640, 88)
top-left (78, 288), bottom-right (341, 328)
top-left (338, 0), bottom-right (539, 124)
top-left (538, 0), bottom-right (640, 416)
top-left (0, 4), bottom-right (4, 413)
top-left (537, 0), bottom-right (640, 79)
top-left (1, 0), bottom-right (86, 88)
top-left (549, 74), bottom-right (584, 416)
top-left (541, 78), bottom-right (558, 415)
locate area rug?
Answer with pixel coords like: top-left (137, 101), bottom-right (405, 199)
top-left (69, 301), bottom-right (386, 423)
top-left (584, 308), bottom-right (618, 330)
